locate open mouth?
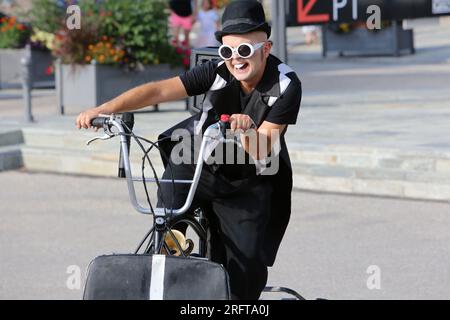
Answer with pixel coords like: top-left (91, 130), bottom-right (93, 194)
top-left (234, 63), bottom-right (249, 72)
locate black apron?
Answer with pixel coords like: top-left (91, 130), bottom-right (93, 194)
top-left (158, 79), bottom-right (294, 267)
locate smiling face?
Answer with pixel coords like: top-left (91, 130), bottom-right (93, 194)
top-left (221, 31), bottom-right (272, 93)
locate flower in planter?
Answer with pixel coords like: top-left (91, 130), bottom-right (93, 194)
top-left (173, 44), bottom-right (191, 69)
top-left (328, 23), bottom-right (355, 34)
top-left (45, 64), bottom-right (54, 76)
top-left (41, 0), bottom-right (184, 70)
top-left (367, 20), bottom-right (392, 32)
top-left (0, 15), bottom-right (31, 49)
top-left (213, 0), bottom-right (231, 9)
top-left (329, 20), bottom-right (393, 35)
top-left (51, 13), bottom-right (101, 66)
top-left (85, 38), bottom-right (126, 65)
top-left (30, 28), bottom-right (55, 51)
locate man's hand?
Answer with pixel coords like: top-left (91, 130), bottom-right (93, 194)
top-left (76, 107), bottom-right (104, 130)
top-left (232, 117), bottom-right (286, 161)
top-left (229, 114), bottom-right (255, 133)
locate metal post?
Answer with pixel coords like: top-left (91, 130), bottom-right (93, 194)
top-left (21, 47), bottom-right (34, 123)
top-left (322, 25), bottom-right (328, 57)
top-left (393, 20), bottom-right (400, 56)
top-left (271, 0), bottom-right (279, 57)
top-left (278, 0), bottom-right (287, 63)
top-left (55, 58), bottom-right (64, 115)
top-left (270, 0), bottom-right (288, 63)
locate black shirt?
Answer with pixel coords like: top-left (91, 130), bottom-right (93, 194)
top-left (169, 0), bottom-right (193, 17)
top-left (179, 55), bottom-right (302, 126)
top-left (240, 90), bottom-right (252, 113)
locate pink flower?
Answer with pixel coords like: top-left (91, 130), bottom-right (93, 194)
top-left (45, 65), bottom-right (54, 75)
top-left (176, 47), bottom-right (184, 55)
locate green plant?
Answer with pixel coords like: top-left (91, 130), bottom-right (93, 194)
top-left (52, 15), bottom-right (101, 65)
top-left (0, 16), bottom-right (31, 49)
top-left (48, 0), bottom-right (182, 68)
top-left (28, 0), bottom-right (66, 34)
top-left (30, 28), bottom-right (56, 51)
top-left (99, 0), bottom-right (181, 67)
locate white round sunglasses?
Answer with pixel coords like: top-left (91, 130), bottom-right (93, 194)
top-left (218, 42), bottom-right (265, 60)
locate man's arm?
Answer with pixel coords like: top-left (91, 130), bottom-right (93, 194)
top-left (250, 121), bottom-right (286, 161)
top-left (76, 76), bottom-right (188, 129)
top-left (229, 114), bottom-right (286, 161)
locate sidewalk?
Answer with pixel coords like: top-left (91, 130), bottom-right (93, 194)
top-left (1, 19), bottom-right (450, 201)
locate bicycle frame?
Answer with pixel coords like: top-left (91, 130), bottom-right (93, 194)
top-left (90, 114), bottom-right (227, 256)
top-left (111, 117), bottom-right (221, 216)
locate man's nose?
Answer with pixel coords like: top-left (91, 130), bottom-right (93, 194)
top-left (231, 50), bottom-right (245, 61)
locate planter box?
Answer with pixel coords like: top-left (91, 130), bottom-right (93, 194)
top-left (56, 62), bottom-right (183, 114)
top-left (322, 22), bottom-right (415, 57)
top-left (0, 46), bottom-right (55, 89)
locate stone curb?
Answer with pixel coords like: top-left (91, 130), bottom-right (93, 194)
top-left (2, 128), bottom-right (450, 201)
top-left (293, 174), bottom-right (450, 202)
top-left (0, 146), bottom-right (23, 172)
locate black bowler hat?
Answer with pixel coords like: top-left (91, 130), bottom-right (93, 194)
top-left (215, 0), bottom-right (271, 43)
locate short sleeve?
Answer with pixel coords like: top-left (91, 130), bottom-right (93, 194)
top-left (179, 59), bottom-right (220, 96)
top-left (264, 77), bottom-right (302, 125)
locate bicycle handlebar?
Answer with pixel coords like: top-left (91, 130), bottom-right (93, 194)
top-left (89, 113), bottom-right (230, 217)
top-left (91, 117), bottom-right (107, 128)
top-left (90, 113), bottom-right (135, 178)
top-left (219, 114), bottom-right (230, 137)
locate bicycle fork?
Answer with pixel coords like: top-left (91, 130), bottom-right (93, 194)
top-left (196, 208), bottom-right (209, 258)
top-left (153, 214), bottom-right (167, 254)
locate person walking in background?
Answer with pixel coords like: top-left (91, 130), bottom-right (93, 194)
top-left (195, 0), bottom-right (220, 47)
top-left (301, 25), bottom-right (319, 45)
top-left (169, 0), bottom-right (197, 48)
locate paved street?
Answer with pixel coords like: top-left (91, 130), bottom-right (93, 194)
top-left (1, 171), bottom-right (449, 300)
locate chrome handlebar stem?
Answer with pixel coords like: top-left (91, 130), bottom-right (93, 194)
top-left (93, 119), bottom-right (223, 217)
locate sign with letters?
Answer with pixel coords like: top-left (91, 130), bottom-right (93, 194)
top-left (432, 0), bottom-right (450, 14)
top-left (287, 0), bottom-right (450, 26)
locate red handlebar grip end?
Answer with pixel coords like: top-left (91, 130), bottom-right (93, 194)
top-left (220, 114), bottom-right (230, 122)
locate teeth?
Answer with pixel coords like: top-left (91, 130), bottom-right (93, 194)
top-left (235, 64), bottom-right (245, 70)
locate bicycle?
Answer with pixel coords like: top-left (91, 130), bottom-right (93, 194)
top-left (82, 112), bottom-right (304, 300)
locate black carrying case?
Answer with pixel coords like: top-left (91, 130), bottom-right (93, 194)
top-left (83, 254), bottom-right (231, 300)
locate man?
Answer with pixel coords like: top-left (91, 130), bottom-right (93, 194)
top-left (76, 0), bottom-right (302, 300)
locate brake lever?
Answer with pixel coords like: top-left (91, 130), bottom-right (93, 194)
top-left (204, 125), bottom-right (246, 148)
top-left (221, 137), bottom-right (243, 148)
top-left (86, 114), bottom-right (117, 146)
top-left (86, 133), bottom-right (115, 146)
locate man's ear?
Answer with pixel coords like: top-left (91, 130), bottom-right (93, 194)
top-left (264, 41), bottom-right (272, 58)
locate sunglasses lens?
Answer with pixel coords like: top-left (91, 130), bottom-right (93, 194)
top-left (237, 44), bottom-right (252, 58)
top-left (219, 46), bottom-right (232, 59)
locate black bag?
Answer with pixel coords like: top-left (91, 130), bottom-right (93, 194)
top-left (83, 254), bottom-right (231, 300)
